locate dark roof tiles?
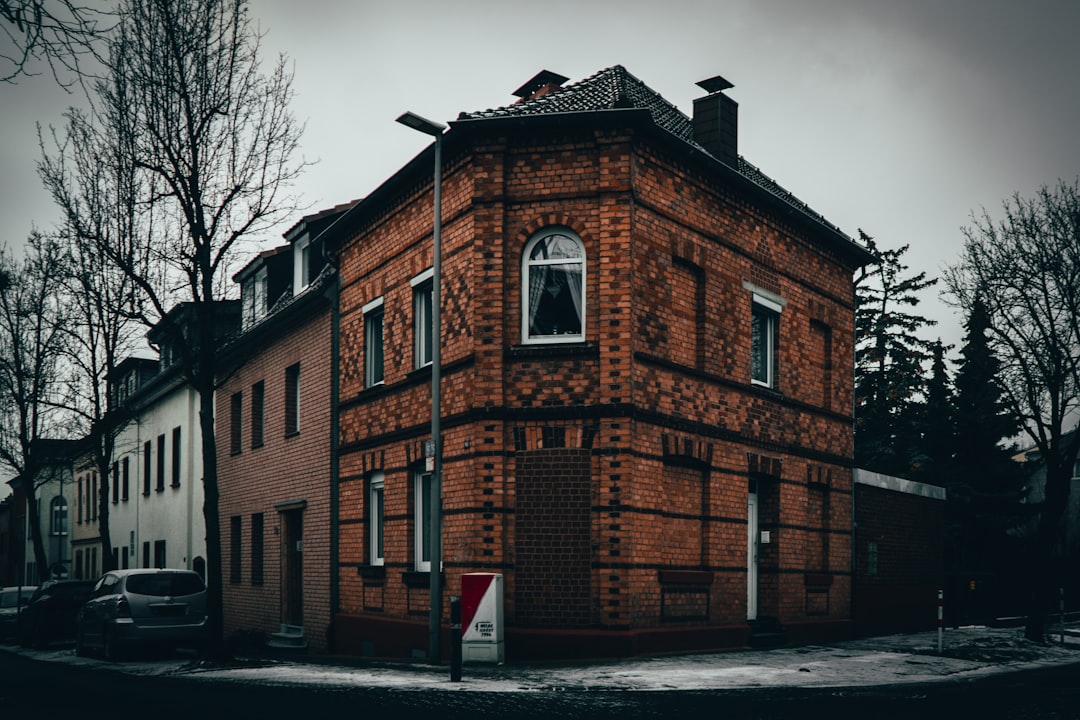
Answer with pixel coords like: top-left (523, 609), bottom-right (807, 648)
top-left (457, 65), bottom-right (845, 237)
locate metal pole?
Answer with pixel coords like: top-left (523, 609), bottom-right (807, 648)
top-left (1060, 586), bottom-right (1066, 645)
top-left (396, 111), bottom-right (447, 666)
top-left (428, 130), bottom-right (443, 665)
top-left (937, 589), bottom-right (944, 653)
top-left (450, 595), bottom-right (462, 681)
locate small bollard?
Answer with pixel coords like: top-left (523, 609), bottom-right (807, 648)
top-left (937, 589), bottom-right (944, 654)
top-left (450, 595), bottom-right (462, 682)
top-left (1060, 587), bottom-right (1066, 646)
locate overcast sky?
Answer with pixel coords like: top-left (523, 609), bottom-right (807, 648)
top-left (2, 0), bottom-right (1078, 355)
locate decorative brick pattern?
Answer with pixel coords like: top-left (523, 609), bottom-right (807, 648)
top-left (332, 111), bottom-right (862, 658)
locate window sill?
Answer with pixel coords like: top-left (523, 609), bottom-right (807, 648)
top-left (170, 483), bottom-right (180, 489)
top-left (358, 565), bottom-right (386, 582)
top-left (401, 570), bottom-right (444, 588)
top-left (505, 341), bottom-right (598, 361)
top-left (749, 381), bottom-right (783, 398)
top-left (284, 430), bottom-right (300, 439)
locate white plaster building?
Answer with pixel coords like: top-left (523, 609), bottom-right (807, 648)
top-left (7, 438), bottom-right (81, 582)
top-left (103, 303), bottom-right (239, 577)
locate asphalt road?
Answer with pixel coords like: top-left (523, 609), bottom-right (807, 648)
top-left (2, 647), bottom-right (1079, 719)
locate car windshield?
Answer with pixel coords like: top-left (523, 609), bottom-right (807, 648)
top-left (125, 573), bottom-right (205, 598)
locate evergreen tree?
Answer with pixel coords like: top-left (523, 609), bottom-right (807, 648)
top-left (854, 230), bottom-right (939, 477)
top-left (918, 339), bottom-right (955, 485)
top-left (952, 296), bottom-right (1026, 523)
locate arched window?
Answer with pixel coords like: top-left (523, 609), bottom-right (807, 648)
top-left (522, 227), bottom-right (585, 343)
top-left (50, 496), bottom-right (68, 536)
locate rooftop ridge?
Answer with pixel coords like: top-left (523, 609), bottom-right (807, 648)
top-left (456, 66), bottom-right (848, 239)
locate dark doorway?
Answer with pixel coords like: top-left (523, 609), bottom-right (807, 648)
top-left (281, 510), bottom-right (303, 627)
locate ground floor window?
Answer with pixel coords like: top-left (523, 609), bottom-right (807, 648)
top-left (370, 472), bottom-right (385, 566)
top-left (414, 471), bottom-right (433, 571)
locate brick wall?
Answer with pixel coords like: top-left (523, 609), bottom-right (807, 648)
top-left (333, 117), bottom-right (862, 658)
top-left (217, 300), bottom-right (334, 652)
top-left (854, 473), bottom-right (946, 635)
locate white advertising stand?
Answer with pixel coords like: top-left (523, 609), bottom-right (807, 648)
top-left (461, 572), bottom-right (504, 663)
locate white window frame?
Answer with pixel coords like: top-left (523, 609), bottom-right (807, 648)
top-left (414, 470), bottom-right (433, 572)
top-left (411, 268), bottom-right (434, 369)
top-left (294, 236), bottom-right (312, 294)
top-left (285, 363), bottom-right (301, 435)
top-left (369, 472), bottom-right (385, 566)
top-left (363, 297), bottom-right (385, 387)
top-left (749, 289), bottom-right (784, 389)
top-left (522, 227), bottom-right (586, 345)
top-left (50, 496), bottom-right (68, 536)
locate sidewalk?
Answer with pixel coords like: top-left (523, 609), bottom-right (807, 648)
top-left (11, 623), bottom-right (1080, 692)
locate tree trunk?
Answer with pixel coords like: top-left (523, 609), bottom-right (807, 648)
top-left (96, 427), bottom-right (116, 571)
top-left (197, 339), bottom-right (224, 658)
top-left (23, 481), bottom-right (50, 583)
top-left (1024, 459), bottom-right (1072, 642)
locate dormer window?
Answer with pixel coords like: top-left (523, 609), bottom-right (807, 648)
top-left (294, 236), bottom-right (311, 294)
top-left (241, 267), bottom-right (269, 329)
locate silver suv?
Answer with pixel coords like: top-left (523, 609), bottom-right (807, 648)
top-left (76, 569), bottom-right (207, 659)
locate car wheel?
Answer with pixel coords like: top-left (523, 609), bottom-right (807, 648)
top-left (32, 625), bottom-right (46, 650)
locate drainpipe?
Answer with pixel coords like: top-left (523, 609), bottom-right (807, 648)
top-left (323, 240), bottom-right (341, 650)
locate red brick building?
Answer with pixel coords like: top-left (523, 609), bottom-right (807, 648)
top-left (327, 67), bottom-right (874, 659)
top-left (853, 469), bottom-right (946, 636)
top-left (216, 203), bottom-right (353, 653)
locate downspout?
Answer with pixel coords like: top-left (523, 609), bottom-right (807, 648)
top-left (323, 241), bottom-right (341, 652)
top-left (187, 386), bottom-right (196, 570)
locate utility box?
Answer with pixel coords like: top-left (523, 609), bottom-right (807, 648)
top-left (461, 572), bottom-right (504, 663)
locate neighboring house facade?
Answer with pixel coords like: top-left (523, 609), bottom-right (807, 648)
top-left (0, 495), bottom-right (14, 585)
top-left (6, 438), bottom-right (80, 582)
top-left (853, 469), bottom-right (946, 636)
top-left (217, 202), bottom-right (354, 653)
top-left (326, 66), bottom-right (873, 660)
top-left (104, 305), bottom-right (238, 578)
top-left (1014, 431), bottom-right (1080, 611)
top-left (71, 444), bottom-right (102, 581)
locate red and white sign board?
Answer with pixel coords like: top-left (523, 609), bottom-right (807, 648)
top-left (461, 572), bottom-right (504, 663)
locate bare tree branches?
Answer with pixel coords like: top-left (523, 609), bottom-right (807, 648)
top-left (0, 0), bottom-right (112, 86)
top-left (0, 231), bottom-right (76, 581)
top-left (40, 0), bottom-right (307, 655)
top-left (945, 178), bottom-right (1080, 640)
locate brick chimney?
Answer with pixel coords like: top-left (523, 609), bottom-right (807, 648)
top-left (692, 74), bottom-right (738, 168)
top-left (513, 70), bottom-right (570, 102)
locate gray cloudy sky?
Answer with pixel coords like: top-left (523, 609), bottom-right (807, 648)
top-left (3, 0), bottom-right (1078, 353)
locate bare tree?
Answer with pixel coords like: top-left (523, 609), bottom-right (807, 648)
top-left (0, 231), bottom-right (75, 582)
top-left (39, 103), bottom-right (143, 573)
top-left (945, 179), bottom-right (1080, 641)
top-left (0, 0), bottom-right (112, 85)
top-left (43, 0), bottom-right (306, 655)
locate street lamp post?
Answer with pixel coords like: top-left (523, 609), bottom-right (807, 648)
top-left (396, 111), bottom-right (446, 664)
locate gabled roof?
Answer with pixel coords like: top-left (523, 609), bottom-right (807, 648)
top-left (457, 65), bottom-right (853, 244)
top-left (459, 65), bottom-right (695, 144)
top-left (283, 199), bottom-right (362, 244)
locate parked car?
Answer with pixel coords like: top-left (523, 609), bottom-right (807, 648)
top-left (17, 579), bottom-right (95, 648)
top-left (0, 586), bottom-right (37, 641)
top-left (76, 569), bottom-right (207, 659)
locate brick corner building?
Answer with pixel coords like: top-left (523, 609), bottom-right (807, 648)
top-left (325, 66), bottom-right (875, 660)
